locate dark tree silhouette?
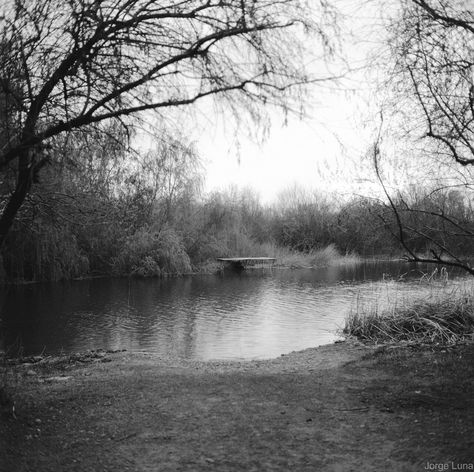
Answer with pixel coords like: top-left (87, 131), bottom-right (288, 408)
top-left (0, 0), bottom-right (335, 245)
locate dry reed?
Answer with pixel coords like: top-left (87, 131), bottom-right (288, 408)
top-left (343, 286), bottom-right (474, 344)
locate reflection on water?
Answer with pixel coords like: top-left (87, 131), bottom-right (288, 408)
top-left (0, 261), bottom-right (470, 360)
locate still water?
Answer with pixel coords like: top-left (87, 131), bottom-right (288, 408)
top-left (0, 261), bottom-right (469, 360)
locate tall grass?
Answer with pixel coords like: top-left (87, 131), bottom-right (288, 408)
top-left (343, 285), bottom-right (474, 345)
top-left (259, 243), bottom-right (360, 268)
top-left (193, 234), bottom-right (361, 272)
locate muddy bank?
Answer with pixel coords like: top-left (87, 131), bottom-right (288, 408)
top-left (1, 340), bottom-right (473, 471)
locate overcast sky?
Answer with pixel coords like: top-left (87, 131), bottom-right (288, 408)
top-left (195, 0), bottom-right (389, 203)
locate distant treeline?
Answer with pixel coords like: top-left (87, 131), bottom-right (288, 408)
top-left (1, 133), bottom-right (472, 282)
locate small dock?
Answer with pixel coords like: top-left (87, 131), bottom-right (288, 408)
top-left (217, 257), bottom-right (276, 270)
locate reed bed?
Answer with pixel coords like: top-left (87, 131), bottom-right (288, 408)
top-left (343, 286), bottom-right (474, 345)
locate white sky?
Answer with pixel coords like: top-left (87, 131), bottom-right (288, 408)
top-left (198, 98), bottom-right (374, 203)
top-left (193, 0), bottom-right (388, 204)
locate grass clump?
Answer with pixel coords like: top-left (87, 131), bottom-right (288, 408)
top-left (262, 243), bottom-right (360, 269)
top-left (344, 290), bottom-right (474, 345)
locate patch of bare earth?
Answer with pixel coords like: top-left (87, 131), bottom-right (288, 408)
top-left (1, 341), bottom-right (473, 471)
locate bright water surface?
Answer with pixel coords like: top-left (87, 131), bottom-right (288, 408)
top-left (0, 261), bottom-right (470, 360)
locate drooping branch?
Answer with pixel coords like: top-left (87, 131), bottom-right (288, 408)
top-left (0, 0), bottom-right (337, 245)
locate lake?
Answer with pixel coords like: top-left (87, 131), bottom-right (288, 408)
top-left (0, 261), bottom-right (469, 360)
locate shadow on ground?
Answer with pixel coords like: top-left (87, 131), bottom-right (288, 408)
top-left (1, 342), bottom-right (473, 471)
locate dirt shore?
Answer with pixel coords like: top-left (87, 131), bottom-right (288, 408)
top-left (1, 340), bottom-right (473, 472)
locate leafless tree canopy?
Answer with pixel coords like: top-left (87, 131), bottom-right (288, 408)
top-left (0, 0), bottom-right (334, 243)
top-left (378, 0), bottom-right (474, 273)
top-left (391, 0), bottom-right (474, 166)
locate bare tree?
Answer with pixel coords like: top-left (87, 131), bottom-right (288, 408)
top-left (375, 0), bottom-right (474, 273)
top-left (0, 0), bottom-right (336, 245)
top-left (393, 0), bottom-right (474, 165)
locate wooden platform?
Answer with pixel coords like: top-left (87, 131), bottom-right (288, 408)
top-left (217, 257), bottom-right (276, 270)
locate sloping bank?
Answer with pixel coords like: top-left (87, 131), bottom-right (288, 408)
top-left (1, 339), bottom-right (473, 472)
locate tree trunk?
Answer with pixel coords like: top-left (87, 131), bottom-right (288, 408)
top-left (0, 152), bottom-right (33, 247)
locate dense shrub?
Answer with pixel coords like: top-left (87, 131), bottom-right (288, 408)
top-left (112, 227), bottom-right (191, 277)
top-left (4, 151), bottom-right (473, 282)
top-left (3, 223), bottom-right (89, 281)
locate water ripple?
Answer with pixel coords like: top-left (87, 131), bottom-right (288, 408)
top-left (1, 262), bottom-right (470, 359)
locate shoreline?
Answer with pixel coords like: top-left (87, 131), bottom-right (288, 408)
top-left (2, 338), bottom-right (370, 374)
top-left (3, 334), bottom-right (473, 374)
top-left (0, 255), bottom-right (406, 286)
